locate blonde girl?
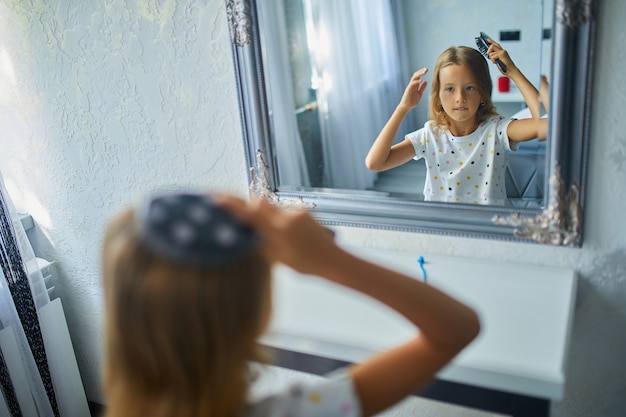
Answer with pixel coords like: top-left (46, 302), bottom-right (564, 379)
top-left (366, 40), bottom-right (547, 205)
top-left (102, 192), bottom-right (479, 416)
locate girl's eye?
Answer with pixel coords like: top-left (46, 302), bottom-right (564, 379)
top-left (466, 86), bottom-right (476, 91)
top-left (445, 87), bottom-right (454, 92)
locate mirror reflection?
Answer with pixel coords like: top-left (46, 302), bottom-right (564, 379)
top-left (258, 0), bottom-right (553, 209)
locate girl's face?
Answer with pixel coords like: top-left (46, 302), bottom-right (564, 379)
top-left (438, 64), bottom-right (483, 132)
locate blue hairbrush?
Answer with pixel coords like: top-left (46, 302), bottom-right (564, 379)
top-left (475, 31), bottom-right (507, 73)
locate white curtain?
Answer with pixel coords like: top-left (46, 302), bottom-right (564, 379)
top-left (257, 0), bottom-right (311, 189)
top-left (0, 173), bottom-right (57, 416)
top-left (303, 0), bottom-right (411, 190)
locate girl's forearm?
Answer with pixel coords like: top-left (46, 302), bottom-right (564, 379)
top-left (365, 106), bottom-right (410, 171)
top-left (508, 67), bottom-right (542, 119)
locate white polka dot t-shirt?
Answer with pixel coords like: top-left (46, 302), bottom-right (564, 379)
top-left (407, 115), bottom-right (518, 205)
top-left (242, 376), bottom-right (360, 417)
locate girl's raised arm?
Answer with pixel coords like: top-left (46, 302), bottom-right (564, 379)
top-left (219, 196), bottom-right (481, 417)
top-left (365, 68), bottom-right (428, 172)
top-left (330, 248), bottom-right (480, 416)
top-left (485, 38), bottom-right (543, 119)
top-left (485, 38), bottom-right (549, 142)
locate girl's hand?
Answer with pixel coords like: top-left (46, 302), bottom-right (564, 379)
top-left (216, 195), bottom-right (340, 276)
top-left (399, 68), bottom-right (429, 110)
top-left (485, 38), bottom-right (516, 75)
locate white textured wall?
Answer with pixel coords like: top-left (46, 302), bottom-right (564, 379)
top-left (0, 0), bottom-right (249, 404)
top-left (1, 0), bottom-right (625, 416)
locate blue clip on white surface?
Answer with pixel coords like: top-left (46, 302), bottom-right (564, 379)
top-left (417, 256), bottom-right (427, 283)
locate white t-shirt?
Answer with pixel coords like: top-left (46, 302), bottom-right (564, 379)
top-left (242, 376), bottom-right (361, 417)
top-left (406, 115), bottom-right (517, 205)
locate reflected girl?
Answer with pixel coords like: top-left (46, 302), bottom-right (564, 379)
top-left (366, 40), bottom-right (547, 206)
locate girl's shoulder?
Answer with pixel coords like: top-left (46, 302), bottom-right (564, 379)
top-left (406, 120), bottom-right (442, 142)
top-left (423, 120), bottom-right (448, 136)
top-left (483, 114), bottom-right (506, 124)
top-left (479, 115), bottom-right (509, 131)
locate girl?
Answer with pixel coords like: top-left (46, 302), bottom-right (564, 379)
top-left (366, 39), bottom-right (547, 205)
top-left (101, 191), bottom-right (479, 417)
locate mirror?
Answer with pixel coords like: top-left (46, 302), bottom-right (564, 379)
top-left (226, 0), bottom-right (595, 246)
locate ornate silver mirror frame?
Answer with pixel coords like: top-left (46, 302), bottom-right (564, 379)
top-left (226, 0), bottom-right (595, 246)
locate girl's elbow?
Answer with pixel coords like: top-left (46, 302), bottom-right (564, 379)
top-left (437, 306), bottom-right (481, 354)
top-left (465, 309), bottom-right (481, 344)
top-left (365, 156), bottom-right (383, 171)
top-left (453, 307), bottom-right (481, 351)
top-left (538, 119), bottom-right (548, 141)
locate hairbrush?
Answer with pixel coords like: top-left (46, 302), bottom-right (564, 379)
top-left (475, 31), bottom-right (507, 73)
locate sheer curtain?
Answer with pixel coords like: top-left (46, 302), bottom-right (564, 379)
top-left (303, 0), bottom-right (411, 190)
top-left (0, 173), bottom-right (57, 416)
top-left (257, 0), bottom-right (311, 189)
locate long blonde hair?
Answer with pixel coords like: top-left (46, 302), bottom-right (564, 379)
top-left (428, 46), bottom-right (498, 128)
top-left (102, 209), bottom-right (272, 417)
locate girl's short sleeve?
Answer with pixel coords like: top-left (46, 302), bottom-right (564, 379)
top-left (405, 121), bottom-right (435, 160)
top-left (496, 117), bottom-right (519, 152)
top-left (243, 375), bottom-right (361, 417)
